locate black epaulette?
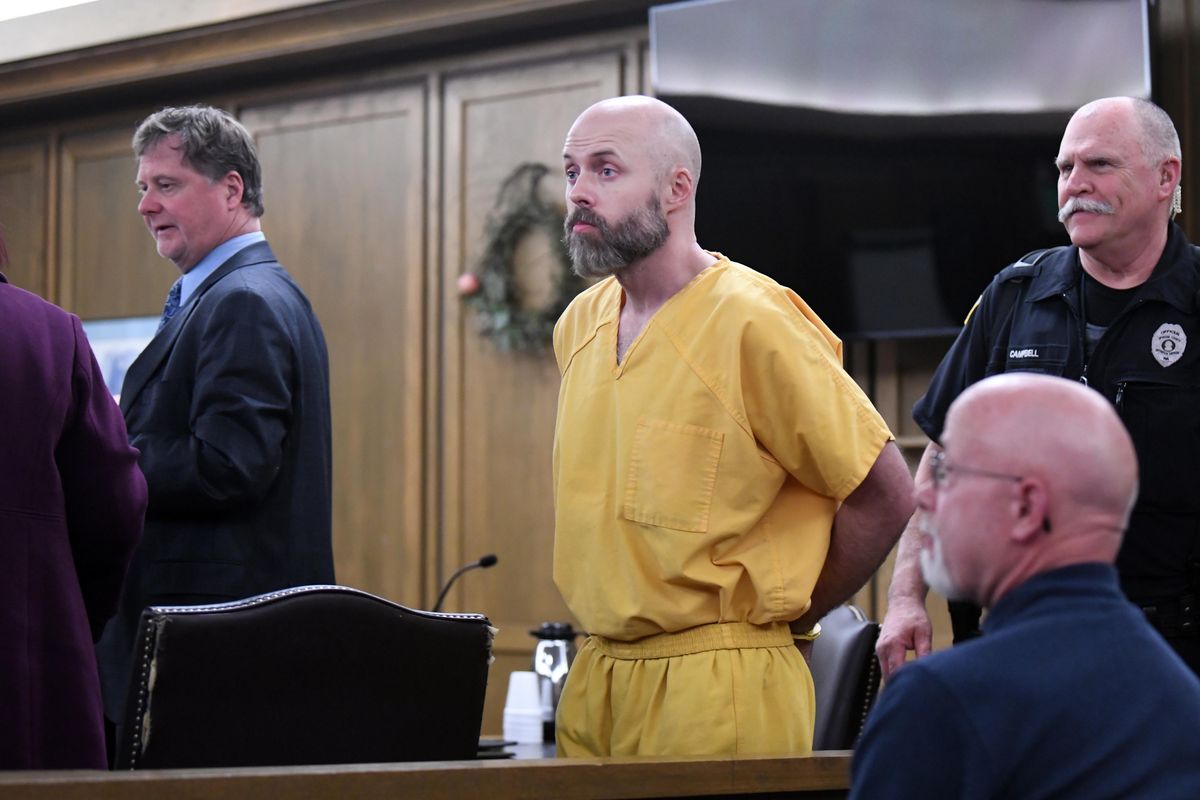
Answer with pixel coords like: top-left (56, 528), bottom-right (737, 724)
top-left (996, 246), bottom-right (1067, 283)
top-left (963, 247), bottom-right (1068, 326)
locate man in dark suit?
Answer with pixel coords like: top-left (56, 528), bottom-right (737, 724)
top-left (96, 106), bottom-right (334, 740)
top-left (0, 233), bottom-right (146, 769)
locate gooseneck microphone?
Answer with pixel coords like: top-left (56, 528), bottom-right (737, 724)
top-left (433, 553), bottom-right (499, 612)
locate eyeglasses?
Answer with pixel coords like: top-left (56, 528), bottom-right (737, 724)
top-left (930, 450), bottom-right (1023, 490)
top-left (929, 451), bottom-right (1051, 532)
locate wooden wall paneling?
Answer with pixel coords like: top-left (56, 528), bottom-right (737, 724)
top-left (887, 336), bottom-right (955, 447)
top-left (855, 336), bottom-right (959, 652)
top-left (0, 0), bottom-right (658, 116)
top-left (440, 47), bottom-right (626, 733)
top-left (46, 131), bottom-right (60, 304)
top-left (424, 72), bottom-right (445, 608)
top-left (58, 125), bottom-right (166, 319)
top-left (1154, 0), bottom-right (1199, 239)
top-left (844, 340), bottom-right (896, 623)
top-left (0, 140), bottom-right (49, 298)
top-left (1185, 0), bottom-right (1197, 239)
top-left (239, 83), bottom-right (429, 608)
top-left (636, 39), bottom-right (651, 95)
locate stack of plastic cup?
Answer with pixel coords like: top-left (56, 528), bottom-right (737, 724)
top-left (502, 671), bottom-right (544, 743)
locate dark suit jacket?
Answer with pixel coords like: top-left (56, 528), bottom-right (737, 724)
top-left (0, 275), bottom-right (146, 769)
top-left (97, 241), bottom-right (334, 724)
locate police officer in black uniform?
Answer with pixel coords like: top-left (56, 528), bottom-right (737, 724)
top-left (876, 96), bottom-right (1200, 679)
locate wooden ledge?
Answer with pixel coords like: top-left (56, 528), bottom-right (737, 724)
top-left (0, 751), bottom-right (852, 800)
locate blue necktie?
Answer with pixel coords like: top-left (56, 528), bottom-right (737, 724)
top-left (157, 278), bottom-right (183, 333)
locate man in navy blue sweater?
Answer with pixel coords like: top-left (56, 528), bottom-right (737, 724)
top-left (851, 373), bottom-right (1200, 799)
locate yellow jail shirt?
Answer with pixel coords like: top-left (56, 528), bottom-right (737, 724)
top-left (552, 254), bottom-right (893, 641)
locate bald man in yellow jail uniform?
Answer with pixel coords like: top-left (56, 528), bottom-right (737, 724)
top-left (552, 95), bottom-right (916, 758)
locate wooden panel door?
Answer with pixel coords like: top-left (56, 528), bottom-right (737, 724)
top-left (1153, 0), bottom-right (1200, 239)
top-left (240, 84), bottom-right (428, 608)
top-left (58, 126), bottom-right (166, 319)
top-left (0, 140), bottom-right (48, 298)
top-left (440, 47), bottom-right (631, 733)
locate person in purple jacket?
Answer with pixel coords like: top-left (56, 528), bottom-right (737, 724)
top-left (0, 232), bottom-right (147, 770)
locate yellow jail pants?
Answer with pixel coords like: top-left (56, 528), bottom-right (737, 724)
top-left (555, 621), bottom-right (815, 757)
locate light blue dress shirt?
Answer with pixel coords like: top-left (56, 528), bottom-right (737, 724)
top-left (179, 231), bottom-right (267, 305)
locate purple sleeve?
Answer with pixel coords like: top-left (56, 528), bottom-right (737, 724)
top-left (56, 316), bottom-right (147, 640)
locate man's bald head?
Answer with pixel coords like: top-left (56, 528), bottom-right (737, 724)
top-left (922, 374), bottom-right (1138, 607)
top-left (568, 96), bottom-right (702, 188)
top-left (956, 375), bottom-right (1136, 523)
top-left (949, 374), bottom-right (1137, 553)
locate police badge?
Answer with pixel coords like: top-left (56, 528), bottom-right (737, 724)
top-left (1151, 323), bottom-right (1186, 367)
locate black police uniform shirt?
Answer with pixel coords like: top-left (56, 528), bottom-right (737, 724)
top-left (914, 222), bottom-right (1200, 604)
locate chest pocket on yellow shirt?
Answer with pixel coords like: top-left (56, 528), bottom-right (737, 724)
top-left (623, 417), bottom-right (724, 533)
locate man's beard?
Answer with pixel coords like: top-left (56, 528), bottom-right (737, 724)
top-left (1057, 196), bottom-right (1115, 224)
top-left (918, 520), bottom-right (968, 602)
top-left (563, 195), bottom-right (669, 279)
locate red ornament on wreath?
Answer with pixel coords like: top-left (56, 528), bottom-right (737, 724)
top-left (457, 272), bottom-right (481, 296)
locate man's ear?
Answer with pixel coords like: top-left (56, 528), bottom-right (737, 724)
top-left (665, 166), bottom-right (694, 210)
top-left (1011, 480), bottom-right (1050, 543)
top-left (223, 170), bottom-right (246, 210)
top-left (1160, 156), bottom-right (1182, 201)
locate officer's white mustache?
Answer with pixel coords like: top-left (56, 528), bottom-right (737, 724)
top-left (1057, 197), bottom-right (1115, 223)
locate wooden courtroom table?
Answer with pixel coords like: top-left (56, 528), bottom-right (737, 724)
top-left (0, 751), bottom-right (852, 799)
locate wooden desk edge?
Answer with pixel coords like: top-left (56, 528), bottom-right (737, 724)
top-left (0, 750), bottom-right (853, 800)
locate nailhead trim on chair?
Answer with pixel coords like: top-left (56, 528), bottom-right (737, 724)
top-left (148, 584), bottom-right (489, 623)
top-left (855, 657), bottom-right (881, 746)
top-left (127, 620), bottom-right (160, 768)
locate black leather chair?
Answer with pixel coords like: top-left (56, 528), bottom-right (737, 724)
top-left (809, 604), bottom-right (881, 750)
top-left (114, 585), bottom-right (493, 769)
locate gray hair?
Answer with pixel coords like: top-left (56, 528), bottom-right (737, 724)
top-left (133, 105), bottom-right (264, 217)
top-left (1130, 98), bottom-right (1181, 167)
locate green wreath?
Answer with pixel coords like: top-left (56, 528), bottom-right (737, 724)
top-left (459, 163), bottom-right (586, 352)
